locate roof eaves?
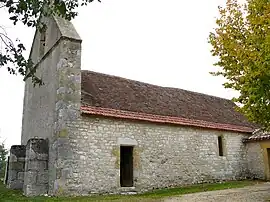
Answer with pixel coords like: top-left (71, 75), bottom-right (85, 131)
top-left (243, 130), bottom-right (270, 143)
top-left (81, 106), bottom-right (254, 133)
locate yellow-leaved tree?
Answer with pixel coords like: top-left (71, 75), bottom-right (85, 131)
top-left (209, 0), bottom-right (270, 129)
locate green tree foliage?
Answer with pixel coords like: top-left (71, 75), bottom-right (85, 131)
top-left (0, 0), bottom-right (100, 85)
top-left (209, 0), bottom-right (270, 129)
top-left (0, 143), bottom-right (8, 180)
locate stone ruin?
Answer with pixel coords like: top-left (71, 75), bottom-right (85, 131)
top-left (5, 138), bottom-right (49, 196)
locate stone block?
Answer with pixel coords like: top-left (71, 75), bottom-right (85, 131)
top-left (23, 138), bottom-right (49, 196)
top-left (9, 153), bottom-right (17, 162)
top-left (36, 153), bottom-right (49, 161)
top-left (61, 168), bottom-right (72, 179)
top-left (27, 149), bottom-right (38, 160)
top-left (26, 139), bottom-right (49, 155)
top-left (10, 145), bottom-right (26, 158)
top-left (8, 180), bottom-right (24, 190)
top-left (7, 145), bottom-right (26, 191)
top-left (37, 171), bottom-right (49, 184)
top-left (9, 162), bottom-right (25, 171)
top-left (26, 138), bottom-right (49, 159)
top-left (24, 171), bottom-right (37, 184)
top-left (17, 172), bottom-right (25, 181)
top-left (27, 160), bottom-right (48, 171)
top-left (7, 170), bottom-right (17, 181)
top-left (17, 157), bottom-right (26, 162)
top-left (24, 184), bottom-right (48, 196)
top-left (117, 137), bottom-right (138, 146)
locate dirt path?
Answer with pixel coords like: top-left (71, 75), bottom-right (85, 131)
top-left (164, 182), bottom-right (270, 202)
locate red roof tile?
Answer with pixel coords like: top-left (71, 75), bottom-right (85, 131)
top-left (243, 129), bottom-right (270, 142)
top-left (81, 70), bottom-right (256, 133)
top-left (81, 106), bottom-right (254, 133)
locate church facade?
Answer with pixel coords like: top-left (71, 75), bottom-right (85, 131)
top-left (5, 16), bottom-right (270, 196)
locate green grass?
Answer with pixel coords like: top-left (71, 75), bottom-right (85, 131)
top-left (0, 180), bottom-right (262, 202)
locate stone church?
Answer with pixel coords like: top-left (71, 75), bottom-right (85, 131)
top-left (4, 16), bottom-right (270, 196)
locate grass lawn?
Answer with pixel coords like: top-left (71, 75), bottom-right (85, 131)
top-left (0, 180), bottom-right (262, 202)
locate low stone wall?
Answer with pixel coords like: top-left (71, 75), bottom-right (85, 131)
top-left (6, 145), bottom-right (26, 190)
top-left (23, 138), bottom-right (49, 196)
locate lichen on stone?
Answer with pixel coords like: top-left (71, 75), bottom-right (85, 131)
top-left (58, 129), bottom-right (68, 137)
top-left (133, 147), bottom-right (142, 170)
top-left (112, 146), bottom-right (120, 169)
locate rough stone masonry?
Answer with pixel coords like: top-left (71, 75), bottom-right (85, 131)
top-left (5, 15), bottom-right (268, 196)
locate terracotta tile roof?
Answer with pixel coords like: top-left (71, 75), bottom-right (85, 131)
top-left (81, 70), bottom-right (256, 133)
top-left (243, 129), bottom-right (270, 142)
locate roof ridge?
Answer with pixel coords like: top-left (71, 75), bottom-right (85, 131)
top-left (81, 69), bottom-right (232, 102)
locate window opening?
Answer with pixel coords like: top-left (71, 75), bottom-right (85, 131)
top-left (39, 31), bottom-right (46, 56)
top-left (218, 136), bottom-right (224, 156)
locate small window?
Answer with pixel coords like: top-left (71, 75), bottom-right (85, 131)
top-left (218, 136), bottom-right (224, 156)
top-left (39, 31), bottom-right (46, 57)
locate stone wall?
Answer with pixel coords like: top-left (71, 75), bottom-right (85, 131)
top-left (56, 115), bottom-right (250, 195)
top-left (24, 138), bottom-right (49, 196)
top-left (21, 16), bottom-right (81, 145)
top-left (246, 142), bottom-right (264, 179)
top-left (18, 15), bottom-right (264, 197)
top-left (21, 20), bottom-right (60, 145)
top-left (49, 38), bottom-right (81, 195)
top-left (21, 40), bottom-right (59, 145)
top-left (19, 15), bottom-right (82, 196)
top-left (6, 145), bottom-right (26, 190)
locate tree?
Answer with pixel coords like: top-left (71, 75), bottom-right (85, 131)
top-left (0, 143), bottom-right (8, 180)
top-left (209, 0), bottom-right (270, 129)
top-left (0, 0), bottom-right (100, 86)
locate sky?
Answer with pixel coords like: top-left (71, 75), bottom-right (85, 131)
top-left (0, 0), bottom-right (239, 150)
